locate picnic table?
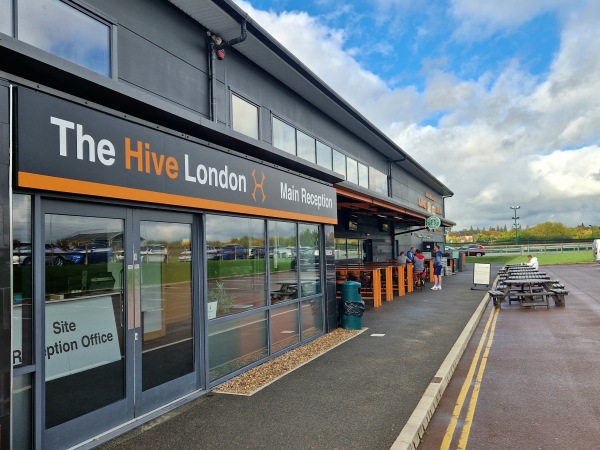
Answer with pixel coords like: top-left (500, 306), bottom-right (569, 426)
top-left (489, 277), bottom-right (568, 309)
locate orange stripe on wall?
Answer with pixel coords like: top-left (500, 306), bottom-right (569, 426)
top-left (18, 172), bottom-right (338, 225)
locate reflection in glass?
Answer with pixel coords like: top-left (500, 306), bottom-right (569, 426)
top-left (44, 213), bottom-right (124, 428)
top-left (13, 374), bottom-right (32, 450)
top-left (332, 149), bottom-right (346, 178)
top-left (271, 304), bottom-right (299, 353)
top-left (12, 194), bottom-right (32, 367)
top-left (298, 223), bottom-right (321, 295)
top-left (346, 157), bottom-right (358, 184)
top-left (208, 311), bottom-right (268, 382)
top-left (18, 0), bottom-right (110, 76)
top-left (268, 221), bottom-right (297, 304)
top-left (140, 221), bottom-right (193, 391)
top-left (297, 130), bottom-right (316, 163)
top-left (301, 297), bottom-right (323, 341)
top-left (232, 94), bottom-right (259, 139)
top-left (316, 141), bottom-right (332, 170)
top-left (272, 117), bottom-right (296, 155)
top-left (206, 215), bottom-right (266, 318)
top-left (0, 0), bottom-right (12, 35)
top-left (369, 167), bottom-right (388, 195)
top-left (358, 163), bottom-right (369, 189)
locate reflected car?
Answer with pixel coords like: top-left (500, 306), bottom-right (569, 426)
top-left (140, 244), bottom-right (167, 263)
top-left (13, 243), bottom-right (67, 266)
top-left (206, 245), bottom-right (219, 260)
top-left (460, 244), bottom-right (486, 256)
top-left (271, 246), bottom-right (293, 258)
top-left (291, 248), bottom-right (320, 271)
top-left (221, 244), bottom-right (247, 260)
top-left (249, 247), bottom-right (269, 259)
top-left (64, 243), bottom-right (114, 264)
top-left (179, 250), bottom-right (192, 262)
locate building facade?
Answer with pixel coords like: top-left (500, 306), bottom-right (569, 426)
top-left (0, 0), bottom-right (453, 448)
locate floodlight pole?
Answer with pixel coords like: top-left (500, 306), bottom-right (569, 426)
top-left (510, 206), bottom-right (520, 245)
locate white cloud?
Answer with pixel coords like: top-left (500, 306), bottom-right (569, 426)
top-left (234, 0), bottom-right (600, 229)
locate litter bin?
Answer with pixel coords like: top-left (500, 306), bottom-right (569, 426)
top-left (457, 251), bottom-right (466, 272)
top-left (341, 281), bottom-right (364, 330)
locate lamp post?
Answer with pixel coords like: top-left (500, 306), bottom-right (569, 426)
top-left (510, 206), bottom-right (520, 244)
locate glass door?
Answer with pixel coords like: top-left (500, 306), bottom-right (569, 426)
top-left (132, 210), bottom-right (198, 414)
top-left (41, 202), bottom-right (200, 448)
top-left (42, 202), bottom-right (130, 449)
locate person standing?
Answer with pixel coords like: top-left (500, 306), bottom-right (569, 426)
top-left (432, 245), bottom-right (444, 290)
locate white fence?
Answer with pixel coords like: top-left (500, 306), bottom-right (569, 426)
top-left (483, 242), bottom-right (593, 255)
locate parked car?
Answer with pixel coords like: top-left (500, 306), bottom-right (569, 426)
top-left (13, 243), bottom-right (67, 266)
top-left (249, 247), bottom-right (269, 259)
top-left (140, 244), bottom-right (167, 263)
top-left (291, 248), bottom-right (319, 271)
top-left (460, 244), bottom-right (486, 256)
top-left (206, 245), bottom-right (219, 260)
top-left (221, 244), bottom-right (247, 260)
top-left (64, 243), bottom-right (114, 264)
top-left (271, 246), bottom-right (293, 258)
top-left (179, 250), bottom-right (192, 262)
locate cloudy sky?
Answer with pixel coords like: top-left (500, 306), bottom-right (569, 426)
top-left (233, 0), bottom-right (600, 231)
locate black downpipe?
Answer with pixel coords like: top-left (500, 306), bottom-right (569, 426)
top-left (209, 20), bottom-right (248, 122)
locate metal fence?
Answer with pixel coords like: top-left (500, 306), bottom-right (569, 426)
top-left (483, 242), bottom-right (593, 255)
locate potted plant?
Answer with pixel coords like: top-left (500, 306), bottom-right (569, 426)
top-left (208, 281), bottom-right (235, 318)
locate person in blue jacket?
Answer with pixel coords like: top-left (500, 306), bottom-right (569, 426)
top-left (432, 245), bottom-right (444, 290)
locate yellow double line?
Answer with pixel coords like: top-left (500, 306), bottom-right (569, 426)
top-left (441, 305), bottom-right (500, 449)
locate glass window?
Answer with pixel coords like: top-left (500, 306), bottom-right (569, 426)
top-left (206, 215), bottom-right (266, 318)
top-left (316, 141), bottom-right (332, 171)
top-left (298, 223), bottom-right (321, 295)
top-left (12, 194), bottom-right (32, 368)
top-left (346, 157), bottom-right (358, 184)
top-left (334, 238), bottom-right (365, 261)
top-left (0, 0), bottom-right (12, 35)
top-left (369, 167), bottom-right (388, 195)
top-left (18, 0), bottom-right (110, 77)
top-left (231, 94), bottom-right (259, 139)
top-left (271, 304), bottom-right (299, 353)
top-left (13, 374), bottom-right (33, 450)
top-left (358, 163), bottom-right (369, 189)
top-left (272, 117), bottom-right (296, 155)
top-left (268, 221), bottom-right (297, 304)
top-left (301, 297), bottom-right (323, 341)
top-left (140, 221), bottom-right (193, 391)
top-left (208, 310), bottom-right (268, 382)
top-left (44, 213), bottom-right (125, 428)
top-left (296, 130), bottom-right (316, 164)
top-left (332, 150), bottom-right (346, 179)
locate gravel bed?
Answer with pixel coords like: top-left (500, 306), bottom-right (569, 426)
top-left (214, 328), bottom-right (364, 395)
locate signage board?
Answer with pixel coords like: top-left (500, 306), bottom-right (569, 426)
top-left (16, 88), bottom-right (337, 224)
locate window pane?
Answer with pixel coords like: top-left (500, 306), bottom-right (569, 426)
top-left (208, 310), bottom-right (268, 382)
top-left (271, 303), bottom-right (299, 353)
top-left (268, 221), bottom-right (297, 304)
top-left (298, 223), bottom-right (321, 295)
top-left (140, 221), bottom-right (193, 391)
top-left (369, 167), bottom-right (388, 195)
top-left (358, 163), bottom-right (369, 189)
top-left (272, 117), bottom-right (296, 155)
top-left (334, 238), bottom-right (347, 260)
top-left (232, 94), bottom-right (259, 139)
top-left (316, 141), bottom-right (332, 170)
top-left (0, 0), bottom-right (12, 35)
top-left (206, 215), bottom-right (266, 318)
top-left (332, 150), bottom-right (346, 178)
top-left (346, 157), bottom-right (358, 184)
top-left (301, 297), bottom-right (323, 341)
top-left (13, 374), bottom-right (33, 450)
top-left (12, 194), bottom-right (32, 368)
top-left (296, 130), bottom-right (316, 164)
top-left (44, 213), bottom-right (125, 428)
top-left (18, 0), bottom-right (110, 76)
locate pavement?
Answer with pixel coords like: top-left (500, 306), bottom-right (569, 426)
top-left (419, 263), bottom-right (600, 450)
top-left (98, 264), bottom-right (490, 450)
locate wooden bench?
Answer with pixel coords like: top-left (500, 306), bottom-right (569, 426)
top-left (550, 288), bottom-right (569, 306)
top-left (516, 291), bottom-right (552, 309)
top-left (488, 290), bottom-right (506, 308)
